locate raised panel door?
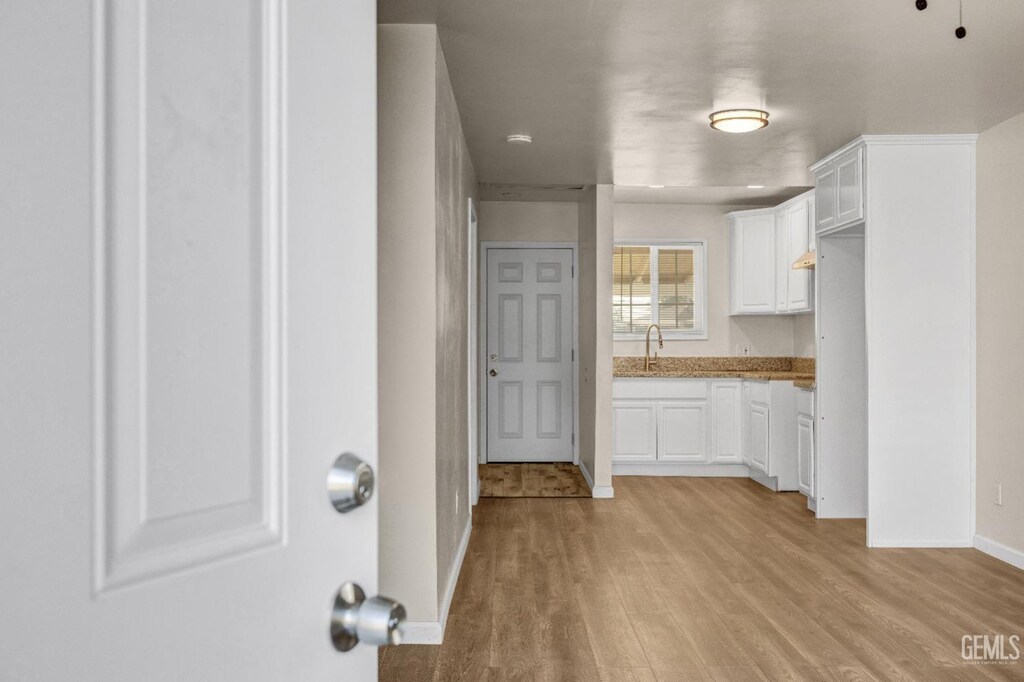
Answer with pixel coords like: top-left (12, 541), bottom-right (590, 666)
top-left (657, 400), bottom-right (708, 462)
top-left (711, 381), bottom-right (743, 463)
top-left (748, 402), bottom-right (770, 473)
top-left (612, 401), bottom-right (658, 462)
top-left (798, 413), bottom-right (815, 497)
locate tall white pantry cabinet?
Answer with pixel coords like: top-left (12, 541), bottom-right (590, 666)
top-left (812, 135), bottom-right (976, 547)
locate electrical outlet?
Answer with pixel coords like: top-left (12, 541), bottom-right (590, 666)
top-left (995, 483), bottom-right (1003, 507)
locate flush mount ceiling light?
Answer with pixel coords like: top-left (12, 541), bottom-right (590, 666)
top-left (506, 134), bottom-right (532, 145)
top-left (709, 109), bottom-right (769, 133)
top-left (747, 184), bottom-right (765, 189)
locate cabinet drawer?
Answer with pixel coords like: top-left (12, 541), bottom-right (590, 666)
top-left (613, 378), bottom-right (709, 401)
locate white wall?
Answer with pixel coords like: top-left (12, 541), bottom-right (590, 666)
top-left (577, 186), bottom-right (615, 496)
top-left (613, 203), bottom-right (798, 357)
top-left (976, 111), bottom-right (1024, 561)
top-left (378, 24), bottom-right (477, 630)
top-left (793, 314), bottom-right (816, 358)
top-left (377, 24), bottom-right (438, 622)
top-left (478, 201), bottom-right (578, 243)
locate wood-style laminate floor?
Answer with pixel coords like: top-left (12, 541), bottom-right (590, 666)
top-left (479, 463), bottom-right (591, 498)
top-left (380, 477), bottom-right (1024, 681)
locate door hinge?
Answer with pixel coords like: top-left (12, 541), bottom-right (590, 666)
top-left (571, 265), bottom-right (575, 278)
top-left (571, 432), bottom-right (575, 445)
top-left (572, 349), bottom-right (575, 361)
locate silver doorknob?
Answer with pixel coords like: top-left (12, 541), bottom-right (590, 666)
top-left (330, 582), bottom-right (406, 651)
top-left (489, 369), bottom-right (498, 377)
top-left (327, 453), bottom-right (374, 513)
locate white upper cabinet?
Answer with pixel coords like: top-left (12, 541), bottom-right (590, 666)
top-left (812, 146), bottom-right (864, 234)
top-left (729, 211), bottom-right (776, 315)
top-left (785, 200), bottom-right (812, 312)
top-left (729, 191), bottom-right (814, 316)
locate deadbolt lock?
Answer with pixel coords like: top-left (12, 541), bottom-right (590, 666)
top-left (327, 453), bottom-right (374, 513)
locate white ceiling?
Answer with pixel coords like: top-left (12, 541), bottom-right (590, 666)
top-left (379, 0), bottom-right (1024, 191)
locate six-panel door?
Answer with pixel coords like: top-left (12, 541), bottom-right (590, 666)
top-left (486, 248), bottom-right (575, 462)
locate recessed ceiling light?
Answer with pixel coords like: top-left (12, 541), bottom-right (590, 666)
top-left (709, 109), bottom-right (769, 133)
top-left (747, 185), bottom-right (765, 189)
top-left (506, 134), bottom-right (532, 145)
top-left (648, 185), bottom-right (666, 189)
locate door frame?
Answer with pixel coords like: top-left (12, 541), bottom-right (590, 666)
top-left (467, 199), bottom-right (479, 506)
top-left (478, 241), bottom-right (579, 465)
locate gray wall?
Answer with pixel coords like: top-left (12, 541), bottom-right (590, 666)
top-left (478, 201), bottom-right (578, 242)
top-left (378, 24), bottom-right (476, 625)
top-left (434, 38), bottom-right (476, 609)
top-left (577, 186), bottom-right (614, 492)
top-left (976, 110), bottom-right (1024, 556)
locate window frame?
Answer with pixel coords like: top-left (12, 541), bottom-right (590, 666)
top-left (613, 238), bottom-right (709, 341)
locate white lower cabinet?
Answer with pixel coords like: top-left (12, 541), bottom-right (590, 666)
top-left (612, 378), bottom-right (802, 490)
top-left (710, 380), bottom-right (743, 464)
top-left (747, 402), bottom-right (770, 473)
top-left (796, 389), bottom-right (815, 498)
top-left (742, 381), bottom-right (800, 491)
top-left (611, 400), bottom-right (658, 462)
top-left (657, 401), bottom-right (708, 462)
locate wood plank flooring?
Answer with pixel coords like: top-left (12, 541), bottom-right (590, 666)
top-left (381, 477), bottom-right (1024, 681)
top-left (479, 463), bottom-right (591, 498)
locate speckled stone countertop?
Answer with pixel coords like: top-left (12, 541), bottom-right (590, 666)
top-left (614, 356), bottom-right (816, 390)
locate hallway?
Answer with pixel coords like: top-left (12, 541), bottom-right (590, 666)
top-left (380, 477), bottom-right (1024, 681)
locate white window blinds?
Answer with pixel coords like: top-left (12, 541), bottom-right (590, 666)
top-left (613, 243), bottom-right (705, 338)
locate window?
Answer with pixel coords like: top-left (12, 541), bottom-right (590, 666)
top-left (613, 242), bottom-right (706, 338)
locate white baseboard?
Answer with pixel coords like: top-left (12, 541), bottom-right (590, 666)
top-left (867, 538), bottom-right (973, 548)
top-left (974, 534), bottom-right (1024, 571)
top-left (401, 517), bottom-right (473, 645)
top-left (612, 462), bottom-right (750, 477)
top-left (577, 459), bottom-right (614, 498)
top-left (401, 621), bottom-right (443, 645)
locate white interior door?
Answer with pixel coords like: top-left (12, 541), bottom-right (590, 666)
top-left (486, 248), bottom-right (575, 462)
top-left (0, 2), bottom-right (383, 680)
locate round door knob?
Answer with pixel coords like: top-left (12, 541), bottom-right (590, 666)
top-left (489, 369), bottom-right (498, 377)
top-left (330, 582), bottom-right (406, 652)
top-left (327, 453), bottom-right (374, 513)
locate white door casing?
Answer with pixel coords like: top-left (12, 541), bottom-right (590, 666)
top-left (0, 1), bottom-right (380, 680)
top-left (485, 248), bottom-right (575, 462)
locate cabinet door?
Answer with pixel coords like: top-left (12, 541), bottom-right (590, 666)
top-left (657, 400), bottom-right (708, 462)
top-left (775, 208), bottom-right (789, 311)
top-left (711, 381), bottom-right (743, 463)
top-left (748, 402), bottom-right (770, 473)
top-left (797, 413), bottom-right (814, 497)
top-left (807, 194), bottom-right (816, 252)
top-left (814, 164), bottom-right (837, 233)
top-left (612, 401), bottom-right (658, 462)
top-left (730, 213), bottom-right (776, 314)
top-left (786, 200), bottom-right (812, 312)
top-left (835, 148), bottom-right (864, 227)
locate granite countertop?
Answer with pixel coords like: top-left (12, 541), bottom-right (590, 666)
top-left (614, 356), bottom-right (816, 390)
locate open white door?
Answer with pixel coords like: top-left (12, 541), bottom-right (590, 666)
top-left (0, 2), bottom-right (387, 680)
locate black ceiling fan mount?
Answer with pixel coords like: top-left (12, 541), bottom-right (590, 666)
top-left (914, 0), bottom-right (968, 39)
